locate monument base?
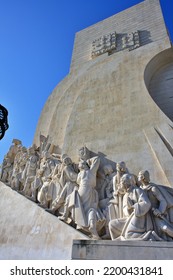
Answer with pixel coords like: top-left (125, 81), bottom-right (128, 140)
top-left (0, 182), bottom-right (89, 260)
top-left (72, 240), bottom-right (173, 260)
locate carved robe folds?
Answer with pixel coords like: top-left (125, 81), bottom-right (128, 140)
top-left (109, 186), bottom-right (153, 240)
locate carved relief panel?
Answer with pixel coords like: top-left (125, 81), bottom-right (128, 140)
top-left (91, 32), bottom-right (117, 58)
top-left (91, 31), bottom-right (140, 58)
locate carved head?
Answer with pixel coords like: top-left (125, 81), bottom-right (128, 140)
top-left (78, 146), bottom-right (90, 161)
top-left (138, 170), bottom-right (150, 184)
top-left (12, 139), bottom-right (22, 146)
top-left (120, 174), bottom-right (132, 191)
top-left (78, 160), bottom-right (90, 171)
top-left (61, 154), bottom-right (72, 166)
top-left (103, 164), bottom-right (113, 176)
top-left (28, 146), bottom-right (35, 155)
top-left (116, 161), bottom-right (127, 173)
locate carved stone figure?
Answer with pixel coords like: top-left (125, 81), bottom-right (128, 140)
top-left (109, 174), bottom-right (157, 241)
top-left (1, 140), bottom-right (22, 184)
top-left (48, 161), bottom-right (62, 201)
top-left (39, 134), bottom-right (51, 157)
top-left (10, 146), bottom-right (28, 191)
top-left (78, 146), bottom-right (91, 161)
top-left (138, 170), bottom-right (173, 241)
top-left (36, 152), bottom-right (59, 206)
top-left (10, 162), bottom-right (20, 189)
top-left (109, 161), bottom-right (139, 220)
top-left (72, 156), bottom-right (106, 239)
top-left (99, 164), bottom-right (115, 201)
top-left (37, 177), bottom-right (53, 208)
top-left (22, 146), bottom-right (38, 196)
top-left (98, 164), bottom-right (115, 239)
top-left (30, 169), bottom-right (44, 202)
top-left (47, 155), bottom-right (78, 219)
top-left (2, 135), bottom-right (173, 243)
top-left (0, 157), bottom-right (13, 183)
top-left (6, 139), bottom-right (22, 165)
top-left (39, 151), bottom-right (55, 178)
top-left (108, 161), bottom-right (128, 220)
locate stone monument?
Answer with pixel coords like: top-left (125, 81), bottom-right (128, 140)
top-left (33, 0), bottom-right (173, 187)
top-left (1, 0), bottom-right (173, 260)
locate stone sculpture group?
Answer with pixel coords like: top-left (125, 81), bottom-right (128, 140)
top-left (1, 136), bottom-right (173, 241)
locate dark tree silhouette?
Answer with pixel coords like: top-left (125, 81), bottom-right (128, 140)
top-left (0, 104), bottom-right (9, 140)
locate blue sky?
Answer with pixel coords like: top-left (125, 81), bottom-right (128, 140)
top-left (0, 0), bottom-right (173, 164)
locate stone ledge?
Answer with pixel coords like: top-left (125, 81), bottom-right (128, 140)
top-left (72, 240), bottom-right (173, 260)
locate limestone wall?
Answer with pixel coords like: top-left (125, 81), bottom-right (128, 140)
top-left (0, 182), bottom-right (88, 259)
top-left (33, 0), bottom-right (173, 186)
top-left (148, 62), bottom-right (173, 122)
top-left (70, 0), bottom-right (168, 71)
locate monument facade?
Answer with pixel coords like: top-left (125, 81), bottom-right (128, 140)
top-left (1, 0), bottom-right (173, 259)
top-left (34, 0), bottom-right (173, 186)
